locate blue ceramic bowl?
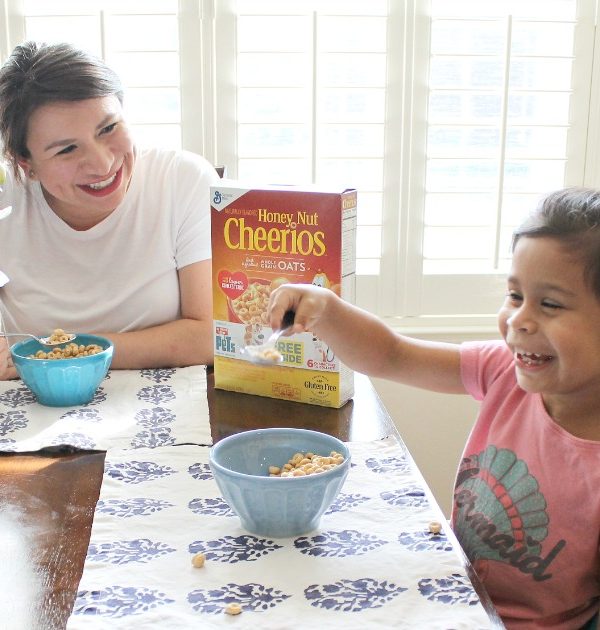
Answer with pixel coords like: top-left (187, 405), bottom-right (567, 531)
top-left (10, 334), bottom-right (113, 407)
top-left (209, 427), bottom-right (351, 538)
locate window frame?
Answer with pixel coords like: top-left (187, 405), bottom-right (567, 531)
top-left (3, 0), bottom-right (600, 334)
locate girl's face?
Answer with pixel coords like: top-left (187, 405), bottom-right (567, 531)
top-left (498, 236), bottom-right (600, 414)
top-left (20, 95), bottom-right (134, 229)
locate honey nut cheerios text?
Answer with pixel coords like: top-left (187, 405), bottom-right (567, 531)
top-left (223, 217), bottom-right (326, 256)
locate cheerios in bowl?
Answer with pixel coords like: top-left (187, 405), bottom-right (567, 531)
top-left (209, 428), bottom-right (351, 538)
top-left (10, 333), bottom-right (113, 407)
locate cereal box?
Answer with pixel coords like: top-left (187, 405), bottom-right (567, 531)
top-left (211, 183), bottom-right (356, 408)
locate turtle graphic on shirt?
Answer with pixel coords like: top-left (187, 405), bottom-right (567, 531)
top-left (453, 445), bottom-right (565, 581)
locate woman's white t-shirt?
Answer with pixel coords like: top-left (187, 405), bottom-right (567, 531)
top-left (0, 147), bottom-right (219, 335)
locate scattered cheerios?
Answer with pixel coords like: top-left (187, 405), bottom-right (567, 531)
top-left (269, 450), bottom-right (345, 477)
top-left (224, 602), bottom-right (242, 615)
top-left (428, 521), bottom-right (442, 535)
top-left (191, 552), bottom-right (206, 568)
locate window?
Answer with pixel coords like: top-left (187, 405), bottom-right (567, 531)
top-left (2, 0), bottom-right (185, 149)
top-left (2, 0), bottom-right (599, 331)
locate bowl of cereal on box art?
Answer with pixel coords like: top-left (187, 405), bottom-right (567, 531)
top-left (10, 331), bottom-right (113, 407)
top-left (209, 427), bottom-right (351, 538)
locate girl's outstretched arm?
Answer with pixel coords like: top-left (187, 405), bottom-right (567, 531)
top-left (268, 284), bottom-right (465, 394)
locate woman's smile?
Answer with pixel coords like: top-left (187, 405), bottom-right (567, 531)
top-left (78, 165), bottom-right (122, 197)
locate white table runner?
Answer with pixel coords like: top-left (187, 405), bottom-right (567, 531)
top-left (0, 366), bottom-right (212, 451)
top-left (67, 437), bottom-right (494, 629)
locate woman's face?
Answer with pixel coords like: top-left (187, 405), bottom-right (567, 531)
top-left (20, 95), bottom-right (135, 229)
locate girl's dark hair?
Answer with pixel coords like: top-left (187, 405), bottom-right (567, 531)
top-left (0, 41), bottom-right (124, 180)
top-left (512, 187), bottom-right (600, 299)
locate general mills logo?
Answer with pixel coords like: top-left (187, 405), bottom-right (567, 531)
top-left (213, 190), bottom-right (222, 205)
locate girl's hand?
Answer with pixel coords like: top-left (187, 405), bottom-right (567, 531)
top-left (268, 283), bottom-right (338, 335)
top-left (0, 338), bottom-right (18, 380)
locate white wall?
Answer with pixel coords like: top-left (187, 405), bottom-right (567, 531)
top-left (370, 376), bottom-right (479, 517)
top-left (369, 329), bottom-right (500, 517)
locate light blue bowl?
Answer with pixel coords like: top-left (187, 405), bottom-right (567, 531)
top-left (10, 334), bottom-right (113, 407)
top-left (209, 428), bottom-right (351, 538)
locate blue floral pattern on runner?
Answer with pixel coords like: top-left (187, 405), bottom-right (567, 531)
top-left (325, 492), bottom-right (370, 514)
top-left (106, 460), bottom-right (176, 484)
top-left (381, 485), bottom-right (429, 509)
top-left (0, 410), bottom-right (28, 436)
top-left (295, 530), bottom-right (388, 557)
top-left (96, 497), bottom-right (173, 518)
top-left (85, 387), bottom-right (108, 405)
top-left (130, 427), bottom-right (176, 449)
top-left (56, 437), bottom-right (491, 626)
top-left (50, 432), bottom-right (96, 449)
top-left (305, 578), bottom-right (407, 611)
top-left (140, 368), bottom-right (176, 383)
top-left (188, 496), bottom-right (235, 516)
top-left (86, 539), bottom-right (176, 564)
top-left (137, 385), bottom-right (175, 406)
top-left (60, 408), bottom-right (103, 423)
top-left (0, 385), bottom-right (35, 408)
top-left (189, 535), bottom-right (283, 562)
top-left (0, 365), bottom-right (210, 453)
top-left (398, 530), bottom-right (453, 553)
top-left (188, 462), bottom-right (212, 480)
top-left (188, 583), bottom-right (291, 614)
top-left (73, 585), bottom-right (175, 617)
top-left (418, 573), bottom-right (481, 606)
top-left (365, 455), bottom-right (411, 475)
top-left (135, 407), bottom-right (175, 428)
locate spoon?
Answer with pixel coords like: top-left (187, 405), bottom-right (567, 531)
top-left (0, 331), bottom-right (77, 346)
top-left (241, 310), bottom-right (295, 365)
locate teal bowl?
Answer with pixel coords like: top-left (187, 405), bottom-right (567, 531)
top-left (209, 428), bottom-right (351, 538)
top-left (10, 334), bottom-right (113, 407)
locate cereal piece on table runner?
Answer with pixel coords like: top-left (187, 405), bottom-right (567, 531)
top-left (225, 602), bottom-right (242, 615)
top-left (428, 520), bottom-right (442, 535)
top-left (191, 552), bottom-right (206, 568)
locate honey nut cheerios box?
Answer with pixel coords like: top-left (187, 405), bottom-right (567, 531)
top-left (211, 182), bottom-right (357, 408)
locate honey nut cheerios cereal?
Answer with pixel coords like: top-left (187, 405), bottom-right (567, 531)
top-left (46, 328), bottom-right (73, 344)
top-left (268, 450), bottom-right (345, 477)
top-left (28, 342), bottom-right (103, 360)
top-left (230, 281), bottom-right (271, 325)
top-left (224, 602), bottom-right (242, 615)
top-left (191, 552), bottom-right (206, 568)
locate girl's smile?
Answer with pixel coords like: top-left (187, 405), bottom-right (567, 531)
top-left (514, 351), bottom-right (554, 369)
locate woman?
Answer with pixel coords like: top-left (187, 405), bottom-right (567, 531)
top-left (0, 41), bottom-right (219, 380)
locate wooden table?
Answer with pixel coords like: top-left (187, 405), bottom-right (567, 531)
top-left (0, 370), bottom-right (503, 629)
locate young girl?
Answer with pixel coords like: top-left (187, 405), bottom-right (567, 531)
top-left (267, 187), bottom-right (600, 629)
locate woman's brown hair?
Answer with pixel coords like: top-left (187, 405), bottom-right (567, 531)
top-left (0, 41), bottom-right (124, 180)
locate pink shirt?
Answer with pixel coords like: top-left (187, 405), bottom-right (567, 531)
top-left (456, 341), bottom-right (600, 629)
